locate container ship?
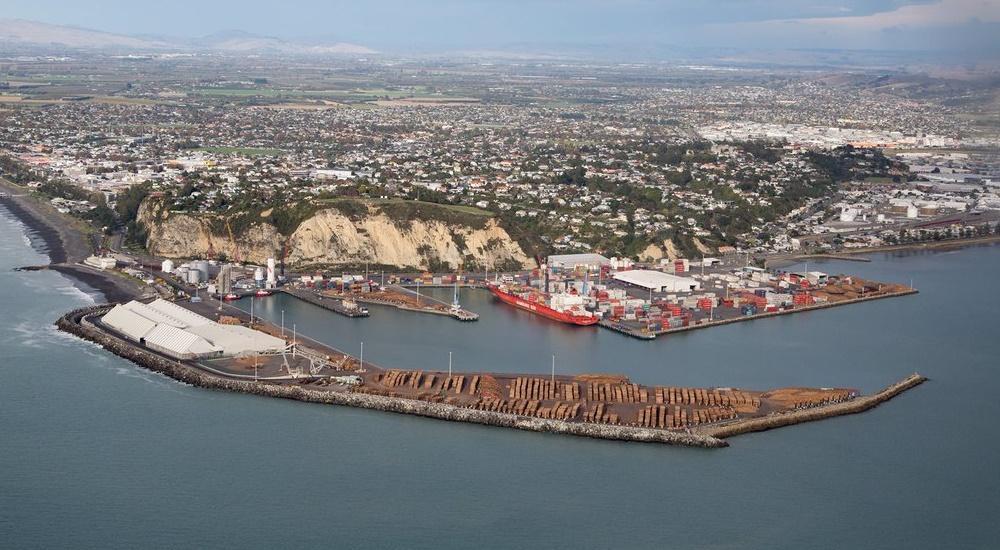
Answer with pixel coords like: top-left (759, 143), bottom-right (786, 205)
top-left (488, 284), bottom-right (599, 326)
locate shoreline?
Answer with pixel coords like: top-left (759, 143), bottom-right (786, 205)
top-left (768, 236), bottom-right (1000, 267)
top-left (0, 178), bottom-right (93, 265)
top-left (0, 191), bottom-right (69, 264)
top-left (0, 179), bottom-right (144, 303)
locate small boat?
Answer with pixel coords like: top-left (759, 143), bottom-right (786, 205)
top-left (343, 299), bottom-right (369, 315)
top-left (255, 289), bottom-right (271, 297)
top-left (223, 293), bottom-right (240, 301)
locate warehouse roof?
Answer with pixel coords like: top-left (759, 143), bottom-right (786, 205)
top-left (187, 323), bottom-right (285, 356)
top-left (143, 324), bottom-right (221, 358)
top-left (144, 298), bottom-right (212, 328)
top-left (102, 304), bottom-right (157, 341)
top-left (548, 253), bottom-right (611, 268)
top-left (612, 270), bottom-right (701, 292)
top-left (101, 299), bottom-right (284, 359)
top-left (121, 300), bottom-right (188, 328)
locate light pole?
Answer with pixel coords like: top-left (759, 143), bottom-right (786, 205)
top-left (551, 354), bottom-right (555, 385)
top-left (448, 351), bottom-right (453, 378)
top-left (360, 341), bottom-right (364, 370)
top-left (280, 309), bottom-right (285, 337)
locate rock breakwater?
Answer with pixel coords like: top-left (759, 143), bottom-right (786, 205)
top-left (56, 305), bottom-right (728, 448)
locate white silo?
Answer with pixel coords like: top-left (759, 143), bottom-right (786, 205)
top-left (186, 269), bottom-right (202, 284)
top-left (266, 258), bottom-right (277, 288)
top-left (254, 267), bottom-right (265, 287)
top-left (161, 259), bottom-right (175, 273)
top-left (192, 260), bottom-right (210, 282)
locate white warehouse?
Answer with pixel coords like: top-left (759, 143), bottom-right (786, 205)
top-left (612, 270), bottom-right (702, 293)
top-left (548, 253), bottom-right (611, 271)
top-left (100, 299), bottom-right (285, 360)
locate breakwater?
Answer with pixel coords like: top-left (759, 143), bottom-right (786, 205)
top-left (695, 373), bottom-right (927, 438)
top-left (56, 305), bottom-right (726, 448)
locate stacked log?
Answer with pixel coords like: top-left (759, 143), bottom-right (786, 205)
top-left (587, 383), bottom-right (647, 403)
top-left (508, 377), bottom-right (579, 401)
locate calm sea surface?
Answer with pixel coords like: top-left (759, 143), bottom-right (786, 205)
top-left (2, 206), bottom-right (998, 549)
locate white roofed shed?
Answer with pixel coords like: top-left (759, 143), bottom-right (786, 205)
top-left (102, 304), bottom-right (157, 342)
top-left (612, 270), bottom-right (702, 293)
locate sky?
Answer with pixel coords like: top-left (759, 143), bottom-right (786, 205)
top-left (2, 0), bottom-right (998, 53)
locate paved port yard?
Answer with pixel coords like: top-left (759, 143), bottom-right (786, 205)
top-left (80, 296), bottom-right (895, 436)
top-left (598, 274), bottom-right (916, 340)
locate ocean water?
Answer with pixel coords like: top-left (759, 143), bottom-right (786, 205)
top-left (1, 206), bottom-right (999, 549)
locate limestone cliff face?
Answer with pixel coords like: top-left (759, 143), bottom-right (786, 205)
top-left (138, 201), bottom-right (529, 270)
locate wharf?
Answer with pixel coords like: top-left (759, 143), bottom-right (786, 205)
top-left (597, 320), bottom-right (656, 340)
top-left (650, 287), bottom-right (918, 337)
top-left (282, 288), bottom-right (370, 318)
top-left (318, 285), bottom-right (479, 321)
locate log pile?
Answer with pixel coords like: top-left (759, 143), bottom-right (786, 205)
top-left (586, 383), bottom-right (648, 403)
top-left (583, 403), bottom-right (620, 425)
top-left (470, 398), bottom-right (581, 421)
top-left (652, 386), bottom-right (759, 409)
top-left (508, 377), bottom-right (580, 400)
top-left (634, 404), bottom-right (737, 429)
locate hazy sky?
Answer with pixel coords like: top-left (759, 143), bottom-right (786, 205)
top-left (2, 0), bottom-right (998, 53)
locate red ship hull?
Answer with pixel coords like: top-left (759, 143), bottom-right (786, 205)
top-left (488, 286), bottom-right (599, 326)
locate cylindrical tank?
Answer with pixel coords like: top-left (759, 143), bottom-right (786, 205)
top-left (186, 269), bottom-right (202, 284)
top-left (192, 260), bottom-right (210, 281)
top-left (161, 259), bottom-right (175, 273)
top-left (266, 258), bottom-right (277, 285)
top-left (254, 267), bottom-right (265, 283)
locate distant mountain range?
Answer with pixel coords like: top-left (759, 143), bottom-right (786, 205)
top-left (0, 18), bottom-right (376, 55)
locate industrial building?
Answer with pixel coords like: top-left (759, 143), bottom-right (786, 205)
top-left (612, 270), bottom-right (702, 293)
top-left (100, 299), bottom-right (285, 360)
top-left (547, 253), bottom-right (611, 271)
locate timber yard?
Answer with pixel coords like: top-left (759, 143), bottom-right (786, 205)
top-left (48, 245), bottom-right (924, 447)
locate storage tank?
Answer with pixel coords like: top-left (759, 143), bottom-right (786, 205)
top-left (266, 258), bottom-right (277, 287)
top-left (186, 269), bottom-right (202, 284)
top-left (161, 259), bottom-right (175, 273)
top-left (192, 260), bottom-right (210, 281)
top-left (254, 267), bottom-right (265, 286)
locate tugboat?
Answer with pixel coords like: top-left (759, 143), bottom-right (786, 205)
top-left (342, 298), bottom-right (369, 316)
top-left (223, 292), bottom-right (240, 301)
top-left (255, 289), bottom-right (271, 297)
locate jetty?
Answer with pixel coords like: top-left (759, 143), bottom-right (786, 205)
top-left (308, 285), bottom-right (478, 321)
top-left (282, 288), bottom-right (370, 318)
